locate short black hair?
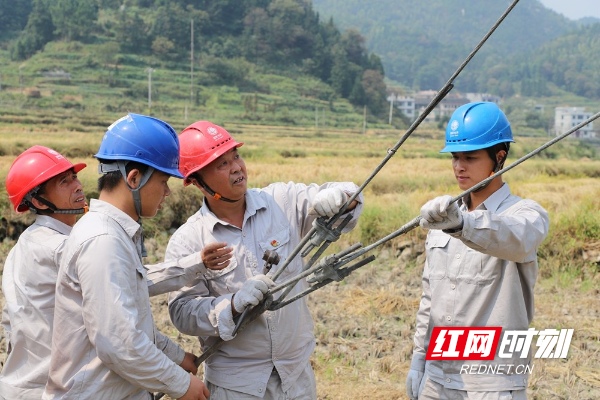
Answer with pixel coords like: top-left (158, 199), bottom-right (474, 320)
top-left (97, 161), bottom-right (149, 192)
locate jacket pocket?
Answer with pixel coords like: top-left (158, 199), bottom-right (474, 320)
top-left (258, 227), bottom-right (293, 278)
top-left (205, 257), bottom-right (238, 295)
top-left (425, 232), bottom-right (451, 282)
top-left (458, 250), bottom-right (499, 285)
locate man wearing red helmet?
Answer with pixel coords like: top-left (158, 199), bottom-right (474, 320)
top-left (407, 103), bottom-right (549, 400)
top-left (0, 146), bottom-right (87, 399)
top-left (165, 121), bottom-right (364, 399)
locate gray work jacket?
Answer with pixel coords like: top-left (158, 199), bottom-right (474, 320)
top-left (43, 200), bottom-right (200, 400)
top-left (167, 181), bottom-right (363, 398)
top-left (411, 184), bottom-right (549, 391)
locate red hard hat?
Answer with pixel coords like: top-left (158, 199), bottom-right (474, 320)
top-left (6, 146), bottom-right (86, 213)
top-left (178, 121), bottom-right (243, 186)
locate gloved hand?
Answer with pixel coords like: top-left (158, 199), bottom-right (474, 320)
top-left (232, 274), bottom-right (274, 313)
top-left (419, 195), bottom-right (463, 231)
top-left (405, 369), bottom-right (424, 399)
top-left (313, 187), bottom-right (348, 217)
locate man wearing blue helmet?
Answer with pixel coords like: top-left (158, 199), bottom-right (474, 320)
top-left (43, 114), bottom-right (210, 400)
top-left (406, 103), bottom-right (549, 399)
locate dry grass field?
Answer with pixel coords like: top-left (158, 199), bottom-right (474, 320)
top-left (0, 123), bottom-right (598, 399)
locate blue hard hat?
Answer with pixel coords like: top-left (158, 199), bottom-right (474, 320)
top-left (441, 102), bottom-right (514, 153)
top-left (95, 113), bottom-right (184, 178)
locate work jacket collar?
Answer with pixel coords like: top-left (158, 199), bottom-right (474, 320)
top-left (34, 214), bottom-right (73, 236)
top-left (199, 189), bottom-right (267, 232)
top-left (88, 198), bottom-right (141, 239)
top-left (460, 182), bottom-right (511, 213)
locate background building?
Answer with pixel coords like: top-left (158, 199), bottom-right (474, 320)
top-left (554, 107), bottom-right (595, 138)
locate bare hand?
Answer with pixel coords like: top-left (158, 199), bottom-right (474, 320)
top-left (178, 373), bottom-right (209, 400)
top-left (201, 242), bottom-right (233, 270)
top-left (179, 352), bottom-right (198, 375)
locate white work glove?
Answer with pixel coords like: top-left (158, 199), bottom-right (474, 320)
top-left (419, 195), bottom-right (463, 231)
top-left (232, 274), bottom-right (274, 313)
top-left (405, 369), bottom-right (424, 399)
top-left (313, 187), bottom-right (348, 217)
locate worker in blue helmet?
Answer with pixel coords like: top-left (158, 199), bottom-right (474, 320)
top-left (44, 114), bottom-right (210, 400)
top-left (441, 101), bottom-right (514, 189)
top-left (406, 103), bottom-right (549, 399)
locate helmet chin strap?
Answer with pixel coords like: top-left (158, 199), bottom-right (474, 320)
top-left (197, 178), bottom-right (240, 203)
top-left (28, 195), bottom-right (87, 215)
top-left (99, 161), bottom-right (155, 257)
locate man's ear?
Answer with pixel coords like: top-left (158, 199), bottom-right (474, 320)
top-left (126, 169), bottom-right (141, 189)
top-left (496, 150), bottom-right (507, 164)
top-left (30, 196), bottom-right (50, 210)
top-left (189, 173), bottom-right (202, 190)
top-left (190, 178), bottom-right (201, 189)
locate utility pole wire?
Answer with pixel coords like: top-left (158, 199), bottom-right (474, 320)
top-left (340, 0), bottom-right (522, 216)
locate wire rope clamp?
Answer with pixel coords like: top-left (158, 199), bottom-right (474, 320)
top-left (301, 217), bottom-right (344, 257)
top-left (307, 254), bottom-right (343, 283)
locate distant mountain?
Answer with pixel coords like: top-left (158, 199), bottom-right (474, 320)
top-left (312, 0), bottom-right (573, 54)
top-left (576, 16), bottom-right (600, 26)
top-left (311, 0), bottom-right (583, 95)
top-left (497, 23), bottom-right (600, 99)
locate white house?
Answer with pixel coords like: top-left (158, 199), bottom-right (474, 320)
top-left (554, 107), bottom-right (595, 138)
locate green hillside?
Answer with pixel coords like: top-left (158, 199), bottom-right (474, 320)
top-left (0, 0), bottom-right (400, 129)
top-left (1, 0), bottom-right (599, 142)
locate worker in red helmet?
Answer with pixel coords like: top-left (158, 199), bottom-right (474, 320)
top-left (166, 121), bottom-right (364, 399)
top-left (0, 146), bottom-right (87, 399)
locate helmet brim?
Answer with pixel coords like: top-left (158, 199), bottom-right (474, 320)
top-left (157, 166), bottom-right (185, 179)
top-left (183, 141), bottom-right (244, 186)
top-left (440, 138), bottom-right (515, 153)
top-left (73, 163), bottom-right (87, 173)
